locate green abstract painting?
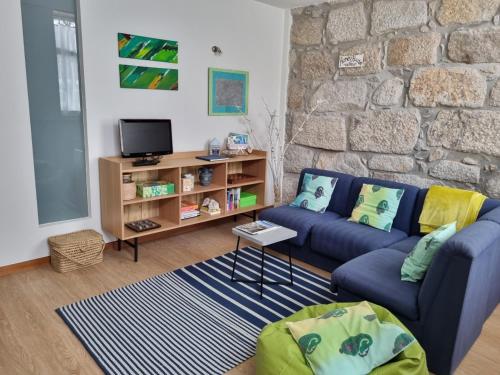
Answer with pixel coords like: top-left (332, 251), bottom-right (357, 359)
top-left (119, 64), bottom-right (178, 91)
top-left (118, 33), bottom-right (178, 63)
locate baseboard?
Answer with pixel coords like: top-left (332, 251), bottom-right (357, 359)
top-left (0, 256), bottom-right (51, 277)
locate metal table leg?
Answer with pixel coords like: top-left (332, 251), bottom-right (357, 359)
top-left (231, 236), bottom-right (240, 281)
top-left (230, 238), bottom-right (294, 299)
top-left (260, 246), bottom-right (265, 298)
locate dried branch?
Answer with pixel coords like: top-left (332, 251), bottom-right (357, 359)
top-left (235, 98), bottom-right (324, 204)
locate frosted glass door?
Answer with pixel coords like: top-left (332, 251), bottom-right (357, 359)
top-left (21, 0), bottom-right (88, 224)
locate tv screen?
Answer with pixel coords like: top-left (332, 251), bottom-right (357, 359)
top-left (119, 119), bottom-right (173, 158)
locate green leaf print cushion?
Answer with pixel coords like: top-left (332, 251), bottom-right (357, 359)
top-left (286, 301), bottom-right (416, 375)
top-left (349, 184), bottom-right (405, 232)
top-left (290, 173), bottom-right (338, 213)
top-left (401, 222), bottom-right (457, 282)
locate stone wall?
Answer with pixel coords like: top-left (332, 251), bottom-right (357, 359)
top-left (284, 0), bottom-right (500, 203)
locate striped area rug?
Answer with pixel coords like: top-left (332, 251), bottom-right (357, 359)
top-left (57, 247), bottom-right (336, 375)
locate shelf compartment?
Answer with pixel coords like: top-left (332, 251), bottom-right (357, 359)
top-left (123, 196), bottom-right (180, 235)
top-left (181, 183), bottom-right (226, 196)
top-left (179, 213), bottom-right (223, 226)
top-left (227, 179), bottom-right (265, 189)
top-left (181, 189), bottom-right (226, 221)
top-left (123, 216), bottom-right (179, 239)
top-left (181, 163), bottom-right (227, 194)
top-left (225, 203), bottom-right (266, 217)
top-left (123, 167), bottom-right (180, 202)
top-left (123, 193), bottom-right (179, 206)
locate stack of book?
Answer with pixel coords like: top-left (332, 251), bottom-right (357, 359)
top-left (181, 200), bottom-right (200, 220)
top-left (236, 220), bottom-right (278, 235)
top-left (227, 187), bottom-right (241, 211)
top-left (200, 206), bottom-right (221, 216)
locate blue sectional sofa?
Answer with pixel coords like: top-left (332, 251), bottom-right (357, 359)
top-left (259, 168), bottom-right (500, 375)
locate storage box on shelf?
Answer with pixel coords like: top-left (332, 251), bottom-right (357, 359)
top-left (99, 150), bottom-right (268, 261)
top-left (136, 181), bottom-right (175, 198)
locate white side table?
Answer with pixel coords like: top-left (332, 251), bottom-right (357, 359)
top-left (231, 224), bottom-right (298, 298)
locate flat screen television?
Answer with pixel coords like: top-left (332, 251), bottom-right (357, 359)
top-left (119, 119), bottom-right (173, 158)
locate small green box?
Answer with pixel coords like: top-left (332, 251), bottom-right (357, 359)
top-left (136, 181), bottom-right (175, 198)
top-left (239, 192), bottom-right (257, 208)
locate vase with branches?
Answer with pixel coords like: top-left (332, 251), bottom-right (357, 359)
top-left (239, 99), bottom-right (325, 206)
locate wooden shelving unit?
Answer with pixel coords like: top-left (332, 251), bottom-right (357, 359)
top-left (99, 150), bottom-right (267, 261)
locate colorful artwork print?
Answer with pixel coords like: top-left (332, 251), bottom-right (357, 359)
top-left (209, 68), bottom-right (249, 115)
top-left (118, 33), bottom-right (178, 63)
top-left (119, 64), bottom-right (178, 91)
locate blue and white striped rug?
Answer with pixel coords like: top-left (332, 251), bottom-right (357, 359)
top-left (57, 247), bottom-right (335, 375)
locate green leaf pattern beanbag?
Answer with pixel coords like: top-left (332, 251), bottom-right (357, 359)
top-left (286, 302), bottom-right (416, 375)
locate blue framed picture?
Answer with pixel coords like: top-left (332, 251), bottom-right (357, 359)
top-left (208, 68), bottom-right (249, 116)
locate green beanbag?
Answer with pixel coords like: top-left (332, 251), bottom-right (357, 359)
top-left (256, 302), bottom-right (428, 375)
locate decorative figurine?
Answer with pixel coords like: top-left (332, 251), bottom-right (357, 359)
top-left (209, 138), bottom-right (222, 156)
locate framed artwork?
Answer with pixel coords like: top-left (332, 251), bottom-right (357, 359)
top-left (118, 33), bottom-right (178, 63)
top-left (208, 68), bottom-right (249, 116)
top-left (119, 64), bottom-right (178, 91)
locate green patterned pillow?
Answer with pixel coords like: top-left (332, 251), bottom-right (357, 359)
top-left (401, 222), bottom-right (456, 282)
top-left (349, 184), bottom-right (405, 232)
top-left (290, 173), bottom-right (337, 213)
top-left (286, 301), bottom-right (416, 375)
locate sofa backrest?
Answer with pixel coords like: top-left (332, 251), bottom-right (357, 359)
top-left (347, 177), bottom-right (420, 235)
top-left (297, 168), bottom-right (355, 217)
top-left (410, 189), bottom-right (500, 235)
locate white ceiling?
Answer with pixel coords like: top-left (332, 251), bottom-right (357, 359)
top-left (255, 0), bottom-right (326, 9)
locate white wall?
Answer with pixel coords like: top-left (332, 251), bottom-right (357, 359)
top-left (0, 0), bottom-right (288, 267)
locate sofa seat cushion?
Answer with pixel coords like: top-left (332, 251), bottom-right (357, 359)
top-left (259, 205), bottom-right (341, 246)
top-left (311, 219), bottom-right (407, 262)
top-left (388, 236), bottom-right (422, 254)
top-left (332, 249), bottom-right (421, 320)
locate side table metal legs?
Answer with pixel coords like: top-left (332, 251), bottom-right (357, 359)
top-left (231, 236), bottom-right (294, 298)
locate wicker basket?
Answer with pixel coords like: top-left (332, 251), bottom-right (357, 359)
top-left (48, 230), bottom-right (104, 273)
top-left (123, 181), bottom-right (137, 200)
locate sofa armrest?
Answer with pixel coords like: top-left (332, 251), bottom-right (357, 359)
top-left (442, 219), bottom-right (500, 259)
top-left (417, 220), bottom-right (500, 374)
top-left (479, 205), bottom-right (500, 226)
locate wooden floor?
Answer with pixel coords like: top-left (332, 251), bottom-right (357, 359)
top-left (0, 218), bottom-right (498, 374)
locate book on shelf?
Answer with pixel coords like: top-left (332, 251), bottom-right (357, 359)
top-left (181, 210), bottom-right (200, 220)
top-left (181, 200), bottom-right (199, 213)
top-left (227, 187), bottom-right (241, 211)
top-left (236, 220), bottom-right (279, 235)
